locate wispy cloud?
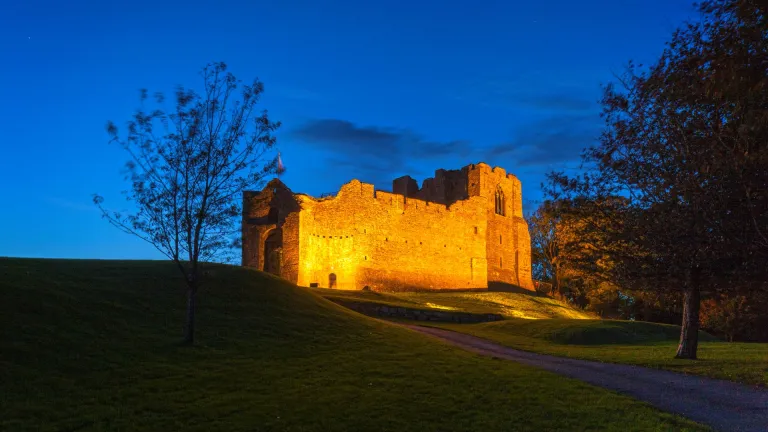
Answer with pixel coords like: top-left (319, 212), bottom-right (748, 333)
top-left (457, 77), bottom-right (601, 114)
top-left (291, 119), bottom-right (473, 187)
top-left (484, 113), bottom-right (602, 168)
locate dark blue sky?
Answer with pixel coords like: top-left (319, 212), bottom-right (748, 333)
top-left (1, 0), bottom-right (696, 259)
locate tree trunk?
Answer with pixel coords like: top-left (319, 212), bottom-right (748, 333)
top-left (183, 284), bottom-right (197, 345)
top-left (675, 273), bottom-right (701, 359)
top-left (550, 264), bottom-right (560, 297)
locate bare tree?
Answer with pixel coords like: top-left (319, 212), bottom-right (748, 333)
top-left (94, 62), bottom-right (281, 344)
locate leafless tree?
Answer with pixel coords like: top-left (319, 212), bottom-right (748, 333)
top-left (94, 62), bottom-right (281, 344)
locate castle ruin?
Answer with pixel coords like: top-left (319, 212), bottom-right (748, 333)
top-left (242, 162), bottom-right (534, 291)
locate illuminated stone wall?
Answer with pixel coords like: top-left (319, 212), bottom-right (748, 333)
top-left (466, 164), bottom-right (534, 290)
top-left (296, 180), bottom-right (488, 291)
top-left (242, 162), bottom-right (534, 292)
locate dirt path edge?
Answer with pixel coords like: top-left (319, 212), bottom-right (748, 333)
top-left (404, 324), bottom-right (768, 432)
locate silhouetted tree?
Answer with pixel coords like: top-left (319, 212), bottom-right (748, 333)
top-left (548, 0), bottom-right (768, 359)
top-left (95, 62), bottom-right (281, 344)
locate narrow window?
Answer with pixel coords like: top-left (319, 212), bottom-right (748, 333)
top-left (474, 226), bottom-right (478, 234)
top-left (500, 235), bottom-right (502, 244)
top-left (495, 186), bottom-right (505, 216)
top-left (500, 257), bottom-right (503, 267)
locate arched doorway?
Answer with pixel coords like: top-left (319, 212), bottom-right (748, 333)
top-left (328, 273), bottom-right (337, 289)
top-left (263, 228), bottom-right (282, 276)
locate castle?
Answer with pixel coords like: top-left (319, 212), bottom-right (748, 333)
top-left (242, 162), bottom-right (534, 292)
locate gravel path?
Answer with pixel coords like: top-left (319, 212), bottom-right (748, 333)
top-left (404, 324), bottom-right (768, 432)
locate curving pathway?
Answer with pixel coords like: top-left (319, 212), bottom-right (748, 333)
top-left (404, 324), bottom-right (768, 432)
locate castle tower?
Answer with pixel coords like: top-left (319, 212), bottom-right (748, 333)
top-left (465, 163), bottom-right (533, 290)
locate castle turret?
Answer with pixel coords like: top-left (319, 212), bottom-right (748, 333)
top-left (393, 175), bottom-right (419, 198)
top-left (464, 162), bottom-right (533, 290)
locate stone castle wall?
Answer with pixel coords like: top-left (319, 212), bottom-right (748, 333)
top-left (297, 180), bottom-right (488, 291)
top-left (242, 162), bottom-right (534, 292)
top-left (466, 164), bottom-right (533, 289)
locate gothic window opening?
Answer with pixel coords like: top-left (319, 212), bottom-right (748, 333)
top-left (495, 186), bottom-right (505, 216)
top-left (329, 273), bottom-right (337, 289)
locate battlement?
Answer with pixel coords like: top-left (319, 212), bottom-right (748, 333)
top-left (292, 178), bottom-right (484, 216)
top-left (289, 163), bottom-right (521, 212)
top-left (390, 162), bottom-right (521, 207)
top-left (242, 162), bottom-right (533, 292)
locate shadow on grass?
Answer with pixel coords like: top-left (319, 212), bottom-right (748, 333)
top-left (488, 281), bottom-right (540, 296)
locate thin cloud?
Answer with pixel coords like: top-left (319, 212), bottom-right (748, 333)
top-left (291, 118), bottom-right (473, 188)
top-left (459, 78), bottom-right (601, 114)
top-left (486, 113), bottom-right (602, 168)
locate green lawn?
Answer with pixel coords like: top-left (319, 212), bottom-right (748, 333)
top-left (316, 287), bottom-right (596, 319)
top-left (426, 319), bottom-right (768, 386)
top-left (0, 258), bottom-right (707, 431)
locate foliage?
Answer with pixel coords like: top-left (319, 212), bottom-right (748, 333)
top-left (700, 292), bottom-right (768, 342)
top-left (94, 62), bottom-right (280, 343)
top-left (527, 200), bottom-right (624, 314)
top-left (700, 294), bottom-right (752, 342)
top-left (526, 202), bottom-right (559, 285)
top-left (0, 258), bottom-right (705, 432)
top-left (546, 0), bottom-right (768, 359)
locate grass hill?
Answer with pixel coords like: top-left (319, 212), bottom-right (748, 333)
top-left (0, 258), bottom-right (705, 431)
top-left (316, 288), bottom-right (596, 319)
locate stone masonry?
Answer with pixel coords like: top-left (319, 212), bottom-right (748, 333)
top-left (242, 162), bottom-right (534, 292)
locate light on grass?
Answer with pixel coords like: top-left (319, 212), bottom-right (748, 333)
top-left (424, 302), bottom-right (459, 311)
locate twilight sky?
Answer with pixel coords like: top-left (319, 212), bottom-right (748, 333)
top-left (0, 0), bottom-right (696, 259)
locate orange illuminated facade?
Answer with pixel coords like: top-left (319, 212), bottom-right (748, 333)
top-left (242, 162), bottom-right (534, 291)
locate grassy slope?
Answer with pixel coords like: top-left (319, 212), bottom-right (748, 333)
top-left (0, 259), bottom-right (706, 432)
top-left (316, 288), bottom-right (596, 319)
top-left (431, 319), bottom-right (768, 386)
